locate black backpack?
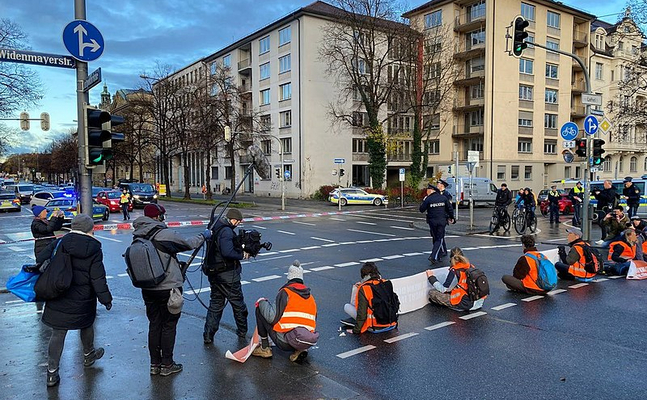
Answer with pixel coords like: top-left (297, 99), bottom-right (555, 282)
top-left (464, 267), bottom-right (489, 301)
top-left (35, 240), bottom-right (73, 301)
top-left (367, 280), bottom-right (400, 325)
top-left (578, 243), bottom-right (602, 274)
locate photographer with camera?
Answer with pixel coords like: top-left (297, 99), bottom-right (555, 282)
top-left (596, 205), bottom-right (629, 248)
top-left (203, 208), bottom-right (249, 344)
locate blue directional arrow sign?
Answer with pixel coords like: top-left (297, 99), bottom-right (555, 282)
top-left (560, 122), bottom-right (579, 141)
top-left (62, 20), bottom-right (104, 62)
top-left (584, 115), bottom-right (599, 135)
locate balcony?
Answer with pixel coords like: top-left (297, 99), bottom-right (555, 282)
top-left (452, 125), bottom-right (484, 138)
top-left (453, 97), bottom-right (485, 112)
top-left (571, 105), bottom-right (586, 118)
top-left (573, 30), bottom-right (588, 48)
top-left (572, 58), bottom-right (583, 71)
top-left (454, 12), bottom-right (486, 33)
top-left (571, 81), bottom-right (586, 93)
top-left (387, 153), bottom-right (412, 162)
top-left (453, 42), bottom-right (485, 61)
top-left (454, 69), bottom-right (485, 87)
top-left (238, 58), bottom-right (251, 75)
top-left (240, 83), bottom-right (252, 96)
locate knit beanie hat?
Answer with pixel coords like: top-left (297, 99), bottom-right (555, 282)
top-left (32, 205), bottom-right (46, 217)
top-left (71, 214), bottom-right (94, 233)
top-left (287, 260), bottom-right (303, 281)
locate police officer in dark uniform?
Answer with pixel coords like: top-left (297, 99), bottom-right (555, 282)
top-left (594, 180), bottom-right (619, 240)
top-left (419, 184), bottom-right (455, 265)
top-left (202, 208), bottom-right (249, 344)
top-left (437, 179), bottom-right (452, 257)
top-left (623, 176), bottom-right (641, 218)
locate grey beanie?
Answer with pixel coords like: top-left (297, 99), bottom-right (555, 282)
top-left (287, 260), bottom-right (303, 281)
top-left (71, 214), bottom-right (94, 233)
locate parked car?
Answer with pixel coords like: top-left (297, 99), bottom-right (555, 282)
top-left (328, 187), bottom-right (388, 206)
top-left (0, 192), bottom-right (21, 212)
top-left (44, 197), bottom-right (109, 224)
top-left (4, 183), bottom-right (34, 204)
top-left (96, 190), bottom-right (133, 213)
top-left (30, 190), bottom-right (73, 207)
top-left (540, 193), bottom-right (574, 216)
top-left (118, 182), bottom-right (158, 207)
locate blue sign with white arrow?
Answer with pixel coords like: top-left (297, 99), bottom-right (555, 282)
top-left (63, 20), bottom-right (104, 62)
top-left (284, 170), bottom-right (291, 180)
top-left (560, 122), bottom-right (579, 141)
top-left (584, 115), bottom-right (599, 135)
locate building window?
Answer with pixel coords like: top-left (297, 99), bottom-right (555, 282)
top-left (604, 157), bottom-right (611, 172)
top-left (545, 89), bottom-right (558, 104)
top-left (521, 3), bottom-right (535, 21)
top-left (546, 63), bottom-right (558, 79)
top-left (470, 83), bottom-right (484, 99)
top-left (353, 138), bottom-right (368, 153)
top-left (526, 33), bottom-right (535, 47)
top-left (519, 58), bottom-right (533, 74)
top-left (280, 110), bottom-right (291, 127)
top-left (518, 139), bottom-right (532, 153)
top-left (631, 156), bottom-right (638, 172)
top-left (424, 10), bottom-right (442, 29)
top-left (511, 165), bottom-right (519, 180)
top-left (469, 57), bottom-right (485, 73)
top-left (222, 54), bottom-right (231, 68)
top-left (261, 140), bottom-right (271, 155)
top-left (279, 54), bottom-right (291, 73)
top-left (519, 118), bottom-right (533, 127)
top-left (497, 165), bottom-right (506, 180)
top-left (260, 114), bottom-right (271, 130)
top-left (547, 11), bottom-right (560, 29)
top-left (595, 63), bottom-right (603, 80)
top-left (279, 83), bottom-right (291, 101)
top-left (468, 0), bottom-right (486, 20)
top-left (644, 157), bottom-right (647, 171)
top-left (468, 28), bottom-right (485, 48)
top-left (468, 109), bottom-right (484, 126)
top-left (546, 39), bottom-right (559, 50)
top-left (544, 140), bottom-right (557, 154)
top-left (428, 140), bottom-right (440, 154)
top-left (595, 34), bottom-right (604, 49)
top-left (225, 166), bottom-right (232, 180)
top-left (524, 166), bottom-right (532, 180)
top-left (564, 166), bottom-right (571, 178)
top-left (212, 166), bottom-right (219, 180)
top-left (259, 36), bottom-right (270, 54)
top-left (619, 156), bottom-right (624, 172)
top-left (260, 89), bottom-right (270, 105)
top-left (260, 62), bottom-right (270, 80)
top-left (544, 113), bottom-right (557, 129)
top-left (281, 138), bottom-right (292, 154)
top-left (519, 85), bottom-right (533, 100)
top-left (279, 26), bottom-right (291, 46)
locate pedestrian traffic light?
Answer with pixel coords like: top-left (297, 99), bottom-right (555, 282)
top-left (575, 138), bottom-right (587, 157)
top-left (85, 106), bottom-right (111, 167)
top-left (593, 139), bottom-right (606, 165)
top-left (20, 111), bottom-right (30, 131)
top-left (275, 168), bottom-right (281, 179)
top-left (340, 168), bottom-right (345, 177)
top-left (40, 112), bottom-right (50, 131)
top-left (512, 16), bottom-right (529, 57)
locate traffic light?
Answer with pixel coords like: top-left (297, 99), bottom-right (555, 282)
top-left (512, 16), bottom-right (529, 57)
top-left (85, 106), bottom-right (111, 167)
top-left (40, 112), bottom-right (50, 131)
top-left (275, 168), bottom-right (281, 179)
top-left (593, 139), bottom-right (606, 165)
top-left (20, 111), bottom-right (30, 131)
top-left (575, 138), bottom-right (587, 157)
top-left (340, 168), bottom-right (345, 177)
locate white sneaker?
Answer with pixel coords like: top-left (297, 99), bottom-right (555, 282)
top-left (595, 240), bottom-right (604, 245)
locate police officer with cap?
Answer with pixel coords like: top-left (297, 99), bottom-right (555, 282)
top-left (623, 176), bottom-right (641, 218)
top-left (437, 179), bottom-right (452, 202)
top-left (419, 184), bottom-right (455, 265)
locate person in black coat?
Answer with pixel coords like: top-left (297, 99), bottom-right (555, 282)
top-left (35, 214), bottom-right (112, 388)
top-left (594, 180), bottom-right (619, 240)
top-left (623, 177), bottom-right (641, 218)
top-left (419, 184), bottom-right (455, 264)
top-left (547, 185), bottom-right (561, 224)
top-left (30, 205), bottom-right (64, 259)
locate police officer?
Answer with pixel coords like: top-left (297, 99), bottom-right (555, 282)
top-left (623, 176), bottom-right (641, 218)
top-left (548, 185), bottom-right (560, 224)
top-left (419, 184), bottom-right (455, 265)
top-left (202, 208), bottom-right (249, 344)
top-left (437, 179), bottom-right (452, 257)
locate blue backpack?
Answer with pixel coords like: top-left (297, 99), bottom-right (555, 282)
top-left (525, 252), bottom-right (558, 291)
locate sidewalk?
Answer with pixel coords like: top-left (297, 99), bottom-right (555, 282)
top-left (0, 292), bottom-right (358, 399)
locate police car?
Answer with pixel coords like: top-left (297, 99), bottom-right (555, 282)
top-left (0, 192), bottom-right (21, 212)
top-left (328, 187), bottom-right (388, 206)
top-left (589, 178), bottom-right (647, 216)
top-left (44, 198), bottom-right (109, 224)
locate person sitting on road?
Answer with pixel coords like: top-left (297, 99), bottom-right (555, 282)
top-left (631, 216), bottom-right (647, 261)
top-left (427, 248), bottom-right (485, 311)
top-left (502, 235), bottom-right (549, 295)
top-left (252, 261), bottom-right (318, 363)
top-left (603, 228), bottom-right (639, 276)
top-left (597, 206), bottom-right (629, 247)
top-left (555, 227), bottom-right (597, 281)
top-left (341, 262), bottom-right (398, 334)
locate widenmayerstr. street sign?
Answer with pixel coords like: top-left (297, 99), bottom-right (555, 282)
top-left (0, 48), bottom-right (76, 69)
top-left (83, 67), bottom-right (102, 92)
top-left (581, 93), bottom-right (603, 106)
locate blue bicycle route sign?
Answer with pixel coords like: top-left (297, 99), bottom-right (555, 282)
top-left (560, 122), bottom-right (579, 141)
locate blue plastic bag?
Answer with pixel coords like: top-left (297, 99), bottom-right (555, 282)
top-left (6, 265), bottom-right (40, 302)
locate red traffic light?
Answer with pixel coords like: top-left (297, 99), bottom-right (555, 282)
top-left (574, 138), bottom-right (587, 157)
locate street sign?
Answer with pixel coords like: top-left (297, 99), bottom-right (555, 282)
top-left (584, 115), bottom-right (599, 135)
top-left (283, 159), bottom-right (295, 163)
top-left (284, 170), bottom-right (291, 180)
top-left (466, 162), bottom-right (476, 173)
top-left (590, 166), bottom-right (601, 172)
top-left (599, 118), bottom-right (612, 134)
top-left (467, 150), bottom-right (479, 168)
top-left (581, 93), bottom-right (602, 106)
top-left (399, 168), bottom-right (405, 182)
top-left (333, 158), bottom-right (345, 164)
top-left (590, 108), bottom-right (604, 116)
top-left (560, 122), bottom-right (579, 141)
top-left (83, 67), bottom-right (102, 92)
top-left (0, 48), bottom-right (76, 69)
top-left (63, 20), bottom-right (104, 62)
top-left (562, 140), bottom-right (575, 148)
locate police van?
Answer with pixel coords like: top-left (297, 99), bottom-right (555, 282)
top-left (589, 178), bottom-right (647, 216)
top-left (443, 177), bottom-right (497, 206)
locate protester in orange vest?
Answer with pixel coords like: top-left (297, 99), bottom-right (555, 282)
top-left (555, 227), bottom-right (598, 281)
top-left (427, 247), bottom-right (485, 311)
top-left (502, 235), bottom-right (549, 294)
top-left (252, 260), bottom-right (318, 363)
top-left (603, 228), bottom-right (638, 276)
top-left (341, 262), bottom-right (398, 334)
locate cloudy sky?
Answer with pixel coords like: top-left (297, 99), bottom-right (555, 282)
top-left (1, 0), bottom-right (630, 154)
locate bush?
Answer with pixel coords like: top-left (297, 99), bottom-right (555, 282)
top-left (312, 185), bottom-right (339, 201)
top-left (363, 187), bottom-right (386, 196)
top-left (387, 186), bottom-right (426, 204)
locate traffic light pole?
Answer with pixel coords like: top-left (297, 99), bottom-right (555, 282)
top-left (74, 0), bottom-right (93, 218)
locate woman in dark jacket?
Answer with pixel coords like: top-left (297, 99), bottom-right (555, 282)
top-left (36, 214), bottom-right (112, 388)
top-left (30, 205), bottom-right (64, 258)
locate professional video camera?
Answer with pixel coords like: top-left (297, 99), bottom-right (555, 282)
top-left (237, 229), bottom-right (272, 258)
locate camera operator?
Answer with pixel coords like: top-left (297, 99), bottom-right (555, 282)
top-left (202, 208), bottom-right (250, 344)
top-left (597, 205), bottom-right (629, 248)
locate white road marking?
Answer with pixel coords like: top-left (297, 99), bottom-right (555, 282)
top-left (241, 280), bottom-right (250, 285)
top-left (187, 287), bottom-right (211, 295)
top-left (310, 266), bottom-right (335, 271)
top-left (462, 247), bottom-right (478, 250)
top-left (521, 295), bottom-right (544, 302)
top-left (8, 246), bottom-right (26, 252)
top-left (593, 278), bottom-right (609, 282)
top-left (568, 283), bottom-right (589, 289)
top-left (335, 262), bottom-right (360, 268)
top-left (277, 230), bottom-right (296, 235)
top-left (251, 225), bottom-right (267, 230)
top-left (311, 236), bottom-right (335, 243)
top-left (384, 332), bottom-right (419, 343)
top-left (179, 253), bottom-right (203, 259)
top-left (402, 252), bottom-right (423, 256)
top-left (356, 240), bottom-right (373, 244)
top-left (459, 311), bottom-right (487, 320)
top-left (545, 238), bottom-right (567, 242)
top-left (244, 255), bottom-right (292, 263)
top-left (340, 241), bottom-right (356, 245)
top-left (424, 321), bottom-right (455, 331)
top-left (300, 246), bottom-right (321, 250)
top-left (252, 275), bottom-right (282, 282)
top-left (390, 225), bottom-right (415, 231)
top-left (547, 289), bottom-right (567, 296)
top-left (382, 255), bottom-right (405, 260)
top-left (347, 229), bottom-right (395, 237)
top-left (491, 303), bottom-right (517, 311)
top-left (607, 276), bottom-right (623, 279)
top-left (117, 273), bottom-right (129, 277)
top-left (356, 221), bottom-right (376, 226)
top-left (292, 221), bottom-right (316, 226)
top-left (360, 258), bottom-right (383, 263)
top-left (278, 249), bottom-right (300, 253)
top-left (106, 275), bottom-right (114, 279)
top-left (257, 252), bottom-right (278, 256)
top-left (5, 300), bottom-right (22, 304)
top-left (97, 236), bottom-right (121, 243)
top-left (336, 345), bottom-right (377, 359)
top-left (321, 243), bottom-right (340, 247)
top-left (329, 217), bottom-right (346, 222)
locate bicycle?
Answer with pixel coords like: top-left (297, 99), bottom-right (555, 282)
top-left (489, 205), bottom-right (511, 234)
top-left (513, 205), bottom-right (537, 235)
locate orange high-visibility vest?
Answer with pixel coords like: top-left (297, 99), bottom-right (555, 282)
top-left (450, 262), bottom-right (470, 306)
top-left (608, 241), bottom-right (636, 261)
top-left (356, 279), bottom-right (398, 333)
top-left (569, 243), bottom-right (596, 279)
top-left (522, 251), bottom-right (543, 291)
top-left (273, 284), bottom-right (317, 333)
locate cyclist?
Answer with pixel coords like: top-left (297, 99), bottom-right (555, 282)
top-left (491, 183), bottom-right (512, 233)
top-left (519, 188), bottom-right (536, 225)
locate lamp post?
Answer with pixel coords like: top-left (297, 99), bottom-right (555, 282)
top-left (267, 134), bottom-right (285, 211)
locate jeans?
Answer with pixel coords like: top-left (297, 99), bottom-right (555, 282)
top-left (142, 289), bottom-right (181, 366)
top-left (554, 262), bottom-right (574, 279)
top-left (573, 203), bottom-right (582, 225)
top-left (48, 327), bottom-right (94, 371)
top-left (204, 269), bottom-right (248, 339)
top-left (604, 260), bottom-right (631, 276)
top-left (628, 203), bottom-right (639, 219)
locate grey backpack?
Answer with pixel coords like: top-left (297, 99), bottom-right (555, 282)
top-left (124, 229), bottom-right (170, 288)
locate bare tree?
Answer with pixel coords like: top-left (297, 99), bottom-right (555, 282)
top-left (0, 18), bottom-right (43, 117)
